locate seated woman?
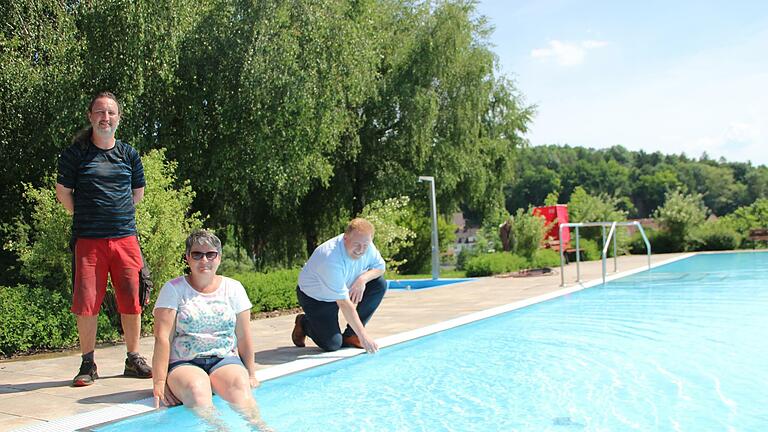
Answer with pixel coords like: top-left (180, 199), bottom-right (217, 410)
top-left (152, 230), bottom-right (269, 430)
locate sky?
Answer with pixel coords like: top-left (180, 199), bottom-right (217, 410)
top-left (474, 0), bottom-right (768, 167)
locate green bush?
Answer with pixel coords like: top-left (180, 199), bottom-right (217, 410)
top-left (136, 149), bottom-right (204, 304)
top-left (530, 248), bottom-right (561, 268)
top-left (575, 238), bottom-right (602, 261)
top-left (720, 198), bottom-right (768, 248)
top-left (511, 207), bottom-right (547, 260)
top-left (358, 196), bottom-right (416, 273)
top-left (456, 246), bottom-right (479, 271)
top-left (629, 228), bottom-right (681, 254)
top-left (0, 285), bottom-right (78, 356)
top-left (628, 231), bottom-right (652, 254)
top-left (4, 180), bottom-right (72, 293)
top-left (233, 268), bottom-right (301, 313)
top-left (686, 222), bottom-right (741, 251)
top-left (464, 252), bottom-right (528, 277)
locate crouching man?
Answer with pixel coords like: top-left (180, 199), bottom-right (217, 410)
top-left (291, 218), bottom-right (387, 354)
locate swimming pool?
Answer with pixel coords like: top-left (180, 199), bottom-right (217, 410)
top-left (388, 278), bottom-right (474, 290)
top-left (98, 252), bottom-right (768, 431)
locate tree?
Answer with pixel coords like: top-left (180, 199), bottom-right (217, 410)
top-left (346, 1), bottom-right (533, 225)
top-left (744, 167), bottom-right (768, 203)
top-left (568, 186), bottom-right (627, 225)
top-left (161, 0), bottom-right (384, 265)
top-left (567, 186), bottom-right (628, 249)
top-left (632, 165), bottom-right (683, 216)
top-left (73, 0), bottom-right (199, 151)
top-left (560, 158), bottom-right (631, 201)
top-left (677, 162), bottom-right (747, 216)
top-left (720, 198), bottom-right (768, 246)
top-left (653, 190), bottom-right (708, 244)
top-left (505, 166), bottom-right (561, 213)
top-left (0, 0), bottom-right (83, 284)
top-left (0, 0), bottom-right (201, 282)
top-left (1, 0), bottom-right (534, 272)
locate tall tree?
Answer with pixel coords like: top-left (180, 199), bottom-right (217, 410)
top-left (0, 0), bottom-right (82, 284)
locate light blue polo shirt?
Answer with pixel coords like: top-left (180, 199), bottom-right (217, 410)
top-left (298, 234), bottom-right (386, 302)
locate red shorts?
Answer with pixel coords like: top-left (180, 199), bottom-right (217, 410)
top-left (72, 236), bottom-right (143, 316)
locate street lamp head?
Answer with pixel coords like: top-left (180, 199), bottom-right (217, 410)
top-left (418, 176), bottom-right (434, 182)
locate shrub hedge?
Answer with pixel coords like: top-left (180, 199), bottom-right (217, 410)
top-left (0, 285), bottom-right (78, 356)
top-left (463, 244), bottom-right (609, 278)
top-left (686, 223), bottom-right (742, 251)
top-left (629, 228), bottom-right (680, 254)
top-left (232, 268), bottom-right (301, 313)
top-left (464, 252), bottom-right (528, 277)
top-left (530, 248), bottom-right (561, 268)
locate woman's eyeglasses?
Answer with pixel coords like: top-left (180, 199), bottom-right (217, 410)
top-left (190, 251), bottom-right (219, 261)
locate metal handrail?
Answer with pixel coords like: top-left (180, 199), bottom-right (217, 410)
top-left (558, 221), bottom-right (652, 287)
top-left (601, 222), bottom-right (617, 285)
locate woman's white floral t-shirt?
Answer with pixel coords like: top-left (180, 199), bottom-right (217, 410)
top-left (154, 276), bottom-right (252, 362)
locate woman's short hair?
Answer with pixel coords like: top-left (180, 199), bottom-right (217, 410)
top-left (345, 218), bottom-right (375, 236)
top-left (185, 229), bottom-right (223, 256)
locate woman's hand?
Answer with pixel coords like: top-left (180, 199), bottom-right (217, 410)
top-left (154, 380), bottom-right (181, 408)
top-left (249, 375), bottom-right (261, 389)
top-left (153, 379), bottom-right (166, 408)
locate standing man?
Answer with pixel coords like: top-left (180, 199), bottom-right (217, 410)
top-left (292, 218), bottom-right (387, 354)
top-left (56, 91), bottom-right (152, 386)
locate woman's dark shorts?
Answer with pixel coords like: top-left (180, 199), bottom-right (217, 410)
top-left (168, 355), bottom-right (244, 375)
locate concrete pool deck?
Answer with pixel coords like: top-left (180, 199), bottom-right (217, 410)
top-left (0, 253), bottom-right (687, 431)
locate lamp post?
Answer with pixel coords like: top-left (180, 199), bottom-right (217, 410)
top-left (418, 176), bottom-right (439, 280)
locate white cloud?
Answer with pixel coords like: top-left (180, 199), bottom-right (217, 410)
top-left (694, 121), bottom-right (765, 163)
top-left (521, 27), bottom-right (768, 167)
top-left (530, 40), bottom-right (608, 66)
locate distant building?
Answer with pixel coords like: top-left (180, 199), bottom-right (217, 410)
top-left (451, 212), bottom-right (479, 254)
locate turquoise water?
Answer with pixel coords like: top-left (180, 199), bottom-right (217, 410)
top-left (98, 252), bottom-right (768, 431)
top-left (388, 278), bottom-right (474, 290)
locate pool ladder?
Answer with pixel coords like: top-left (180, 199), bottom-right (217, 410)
top-left (558, 221), bottom-right (652, 287)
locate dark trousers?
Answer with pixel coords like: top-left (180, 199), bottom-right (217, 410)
top-left (296, 276), bottom-right (387, 352)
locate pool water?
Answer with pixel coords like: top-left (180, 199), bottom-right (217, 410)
top-left (387, 278), bottom-right (474, 290)
top-left (98, 252), bottom-right (768, 431)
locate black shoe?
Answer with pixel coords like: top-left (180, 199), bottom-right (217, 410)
top-left (124, 354), bottom-right (152, 378)
top-left (73, 360), bottom-right (98, 387)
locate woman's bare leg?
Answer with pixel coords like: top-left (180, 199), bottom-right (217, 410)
top-left (168, 365), bottom-right (230, 431)
top-left (210, 364), bottom-right (272, 431)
